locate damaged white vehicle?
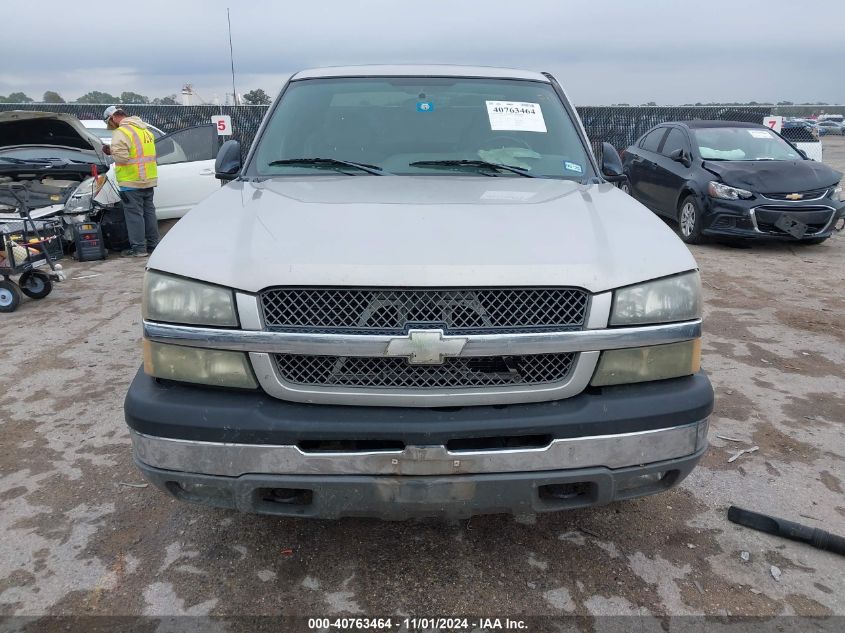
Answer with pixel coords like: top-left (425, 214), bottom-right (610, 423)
top-left (0, 111), bottom-right (220, 235)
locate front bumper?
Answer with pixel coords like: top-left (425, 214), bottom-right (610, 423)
top-left (125, 370), bottom-right (713, 518)
top-left (135, 448), bottom-right (706, 520)
top-left (700, 197), bottom-right (845, 240)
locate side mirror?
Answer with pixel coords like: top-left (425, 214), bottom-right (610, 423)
top-left (215, 140), bottom-right (242, 181)
top-left (600, 142), bottom-right (625, 183)
top-left (668, 148), bottom-right (691, 168)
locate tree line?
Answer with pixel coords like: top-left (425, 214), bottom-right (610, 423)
top-left (0, 88), bottom-right (272, 105)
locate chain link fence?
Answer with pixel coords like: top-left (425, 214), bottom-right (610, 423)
top-left (0, 103), bottom-right (267, 150)
top-left (0, 102), bottom-right (801, 156)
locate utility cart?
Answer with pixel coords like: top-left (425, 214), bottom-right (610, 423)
top-left (0, 184), bottom-right (66, 313)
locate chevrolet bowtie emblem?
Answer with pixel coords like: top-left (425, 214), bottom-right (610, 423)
top-left (785, 193), bottom-right (803, 200)
top-left (385, 329), bottom-right (468, 365)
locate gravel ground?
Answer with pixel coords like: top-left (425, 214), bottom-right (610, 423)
top-left (1, 139), bottom-right (843, 631)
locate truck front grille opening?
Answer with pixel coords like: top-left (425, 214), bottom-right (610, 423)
top-left (273, 353), bottom-right (576, 389)
top-left (259, 287), bottom-right (588, 334)
top-left (165, 481), bottom-right (233, 507)
top-left (446, 434), bottom-right (553, 452)
top-left (260, 487), bottom-right (313, 506)
top-left (615, 470), bottom-right (679, 499)
top-left (538, 482), bottom-right (594, 502)
top-left (297, 439), bottom-right (405, 453)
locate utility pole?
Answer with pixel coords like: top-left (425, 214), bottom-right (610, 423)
top-left (227, 8), bottom-right (238, 106)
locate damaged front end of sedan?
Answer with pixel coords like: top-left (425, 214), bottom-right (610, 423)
top-left (0, 111), bottom-right (120, 240)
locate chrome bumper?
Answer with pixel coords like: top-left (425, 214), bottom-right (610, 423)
top-left (131, 418), bottom-right (709, 478)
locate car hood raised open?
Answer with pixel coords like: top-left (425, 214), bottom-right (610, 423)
top-left (149, 176), bottom-right (699, 294)
top-left (0, 110), bottom-right (106, 157)
top-left (703, 159), bottom-right (842, 194)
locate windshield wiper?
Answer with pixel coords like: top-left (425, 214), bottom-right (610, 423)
top-left (267, 157), bottom-right (390, 175)
top-left (409, 159), bottom-right (539, 178)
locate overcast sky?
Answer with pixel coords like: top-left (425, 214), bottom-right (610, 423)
top-left (3, 0), bottom-right (844, 105)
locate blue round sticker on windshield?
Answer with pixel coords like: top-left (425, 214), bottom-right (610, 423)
top-left (416, 101), bottom-right (434, 112)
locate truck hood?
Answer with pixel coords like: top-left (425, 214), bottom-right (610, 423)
top-left (702, 159), bottom-right (841, 193)
top-left (149, 176), bottom-right (698, 294)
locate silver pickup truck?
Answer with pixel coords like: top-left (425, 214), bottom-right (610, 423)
top-left (125, 65), bottom-right (713, 519)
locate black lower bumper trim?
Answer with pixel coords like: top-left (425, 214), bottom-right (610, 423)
top-left (124, 369), bottom-right (714, 445)
top-left (135, 447), bottom-right (706, 520)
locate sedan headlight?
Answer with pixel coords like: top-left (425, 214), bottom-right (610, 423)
top-left (708, 181), bottom-right (753, 200)
top-left (610, 272), bottom-right (702, 326)
top-left (832, 186), bottom-right (843, 202)
top-left (64, 176), bottom-right (107, 212)
top-left (143, 271), bottom-right (238, 326)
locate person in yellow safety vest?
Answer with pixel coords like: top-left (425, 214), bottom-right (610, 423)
top-left (101, 106), bottom-right (160, 257)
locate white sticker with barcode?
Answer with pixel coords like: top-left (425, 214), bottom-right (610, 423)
top-left (486, 101), bottom-right (547, 133)
top-left (748, 129), bottom-right (773, 139)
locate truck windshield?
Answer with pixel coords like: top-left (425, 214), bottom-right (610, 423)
top-left (694, 127), bottom-right (802, 161)
top-left (249, 77), bottom-right (592, 180)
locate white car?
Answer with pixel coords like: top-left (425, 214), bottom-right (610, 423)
top-left (0, 111), bottom-right (220, 227)
top-left (81, 119), bottom-right (167, 145)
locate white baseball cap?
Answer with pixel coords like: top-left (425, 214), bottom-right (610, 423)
top-left (102, 105), bottom-right (127, 121)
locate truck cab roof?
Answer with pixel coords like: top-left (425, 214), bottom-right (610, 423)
top-left (292, 65), bottom-right (551, 82)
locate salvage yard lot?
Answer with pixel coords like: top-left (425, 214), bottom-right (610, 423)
top-left (1, 139), bottom-right (843, 626)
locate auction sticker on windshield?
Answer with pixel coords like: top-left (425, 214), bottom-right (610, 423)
top-left (748, 129), bottom-right (774, 139)
top-left (486, 101), bottom-right (547, 133)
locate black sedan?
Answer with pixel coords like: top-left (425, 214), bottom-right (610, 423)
top-left (619, 121), bottom-right (845, 244)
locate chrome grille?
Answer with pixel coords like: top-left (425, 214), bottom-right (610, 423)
top-left (273, 353), bottom-right (577, 389)
top-left (762, 188), bottom-right (828, 201)
top-left (260, 287), bottom-right (588, 334)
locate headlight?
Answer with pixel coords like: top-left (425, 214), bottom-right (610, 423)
top-left (144, 340), bottom-right (257, 389)
top-left (708, 181), bottom-right (753, 200)
top-left (591, 340), bottom-right (701, 387)
top-left (832, 186), bottom-right (843, 202)
top-left (610, 272), bottom-right (702, 326)
top-left (64, 176), bottom-right (106, 212)
top-left (143, 271), bottom-right (238, 326)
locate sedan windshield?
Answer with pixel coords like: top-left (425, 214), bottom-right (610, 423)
top-left (693, 127), bottom-right (801, 161)
top-left (250, 77), bottom-right (592, 179)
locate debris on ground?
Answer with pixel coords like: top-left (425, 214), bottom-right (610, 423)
top-left (770, 565), bottom-right (782, 582)
top-left (281, 548), bottom-right (294, 556)
top-left (741, 551), bottom-right (750, 562)
top-left (117, 482), bottom-right (148, 488)
top-left (728, 506), bottom-right (845, 556)
top-left (579, 526), bottom-right (603, 539)
top-left (728, 446), bottom-right (760, 463)
top-left (717, 435), bottom-right (747, 443)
